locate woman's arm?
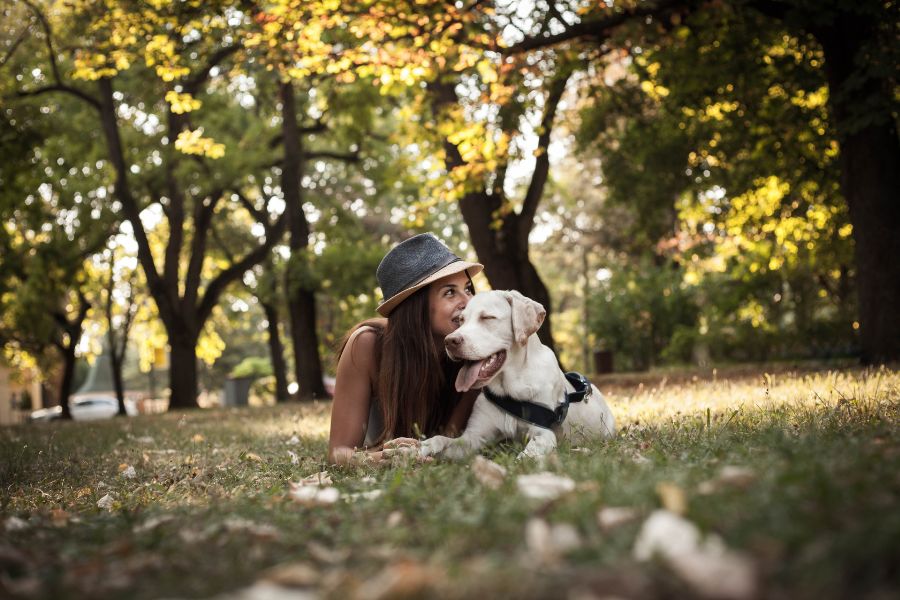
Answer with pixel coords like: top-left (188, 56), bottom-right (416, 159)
top-left (328, 328), bottom-right (378, 464)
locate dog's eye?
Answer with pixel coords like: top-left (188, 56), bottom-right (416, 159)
top-left (479, 315), bottom-right (496, 321)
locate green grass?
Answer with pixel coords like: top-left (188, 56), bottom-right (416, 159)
top-left (1, 367), bottom-right (898, 599)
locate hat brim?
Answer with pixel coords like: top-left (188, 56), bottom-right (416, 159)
top-left (377, 260), bottom-right (484, 317)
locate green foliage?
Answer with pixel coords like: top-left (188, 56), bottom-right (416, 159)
top-left (590, 257), bottom-right (698, 371)
top-left (230, 356), bottom-right (272, 379)
top-left (571, 2), bottom-right (863, 367)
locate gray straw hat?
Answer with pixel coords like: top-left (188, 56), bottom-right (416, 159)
top-left (376, 233), bottom-right (483, 316)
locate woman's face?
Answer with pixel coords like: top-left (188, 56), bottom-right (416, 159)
top-left (428, 271), bottom-right (475, 339)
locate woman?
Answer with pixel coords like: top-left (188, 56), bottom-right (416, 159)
top-left (328, 233), bottom-right (483, 465)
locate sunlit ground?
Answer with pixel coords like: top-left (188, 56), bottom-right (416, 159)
top-left (606, 365), bottom-right (899, 425)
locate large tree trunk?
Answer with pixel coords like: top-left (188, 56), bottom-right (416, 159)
top-left (459, 191), bottom-right (558, 353)
top-left (168, 332), bottom-right (199, 409)
top-left (109, 340), bottom-right (128, 416)
top-left (57, 342), bottom-right (77, 420)
top-left (432, 74), bottom-right (572, 357)
top-left (261, 300), bottom-right (291, 403)
top-left (280, 81), bottom-right (328, 401)
top-left (816, 17), bottom-right (900, 364)
top-left (54, 293), bottom-right (90, 420)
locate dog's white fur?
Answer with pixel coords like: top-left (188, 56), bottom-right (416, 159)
top-left (420, 290), bottom-right (615, 460)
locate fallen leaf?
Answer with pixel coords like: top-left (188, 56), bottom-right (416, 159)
top-left (191, 433), bottom-right (206, 443)
top-left (223, 518), bottom-right (280, 541)
top-left (631, 451), bottom-right (652, 464)
top-left (297, 471), bottom-right (332, 486)
top-left (355, 559), bottom-right (442, 600)
top-left (97, 494), bottom-right (115, 511)
top-left (212, 581), bottom-right (317, 600)
top-left (342, 489), bottom-right (383, 502)
top-left (75, 486), bottom-right (92, 499)
top-left (288, 484), bottom-right (340, 506)
top-left (655, 481), bottom-right (687, 515)
top-left (286, 435), bottom-right (301, 445)
top-left (135, 436), bottom-right (155, 444)
top-left (698, 466), bottom-right (757, 495)
top-left (4, 516), bottom-right (30, 532)
top-left (525, 518), bottom-right (582, 564)
top-left (243, 452), bottom-right (264, 463)
top-left (386, 511), bottom-right (403, 528)
top-left (133, 515), bottom-right (175, 534)
top-left (634, 510), bottom-right (756, 600)
top-left (516, 472), bottom-right (576, 502)
top-left (471, 456), bottom-right (506, 489)
top-left (287, 450), bottom-right (300, 465)
top-left (262, 561), bottom-right (320, 587)
top-left (120, 465), bottom-right (137, 479)
top-left (306, 541), bottom-right (350, 565)
top-left (50, 508), bottom-right (69, 527)
top-left (597, 506), bottom-right (639, 531)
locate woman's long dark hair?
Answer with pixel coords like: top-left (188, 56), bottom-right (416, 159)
top-left (335, 286), bottom-right (462, 446)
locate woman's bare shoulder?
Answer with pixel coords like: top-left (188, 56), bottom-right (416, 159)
top-left (342, 320), bottom-right (385, 370)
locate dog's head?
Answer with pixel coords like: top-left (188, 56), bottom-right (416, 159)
top-left (444, 290), bottom-right (546, 392)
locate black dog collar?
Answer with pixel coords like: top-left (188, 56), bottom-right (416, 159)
top-left (482, 372), bottom-right (592, 430)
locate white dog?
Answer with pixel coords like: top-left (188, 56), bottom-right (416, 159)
top-left (420, 290), bottom-right (615, 460)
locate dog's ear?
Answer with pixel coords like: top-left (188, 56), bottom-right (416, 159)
top-left (505, 290), bottom-right (546, 346)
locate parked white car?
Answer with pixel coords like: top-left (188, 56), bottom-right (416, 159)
top-left (30, 395), bottom-right (138, 422)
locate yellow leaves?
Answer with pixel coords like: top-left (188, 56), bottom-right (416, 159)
top-left (640, 79), bottom-right (669, 99)
top-left (72, 52), bottom-right (119, 81)
top-left (476, 59), bottom-right (498, 83)
top-left (165, 91), bottom-right (202, 114)
top-left (700, 101), bottom-right (739, 122)
top-left (144, 35), bottom-right (175, 68)
top-left (838, 224), bottom-right (853, 238)
top-left (174, 129), bottom-right (226, 159)
top-left (737, 300), bottom-right (768, 329)
top-left (156, 64), bottom-right (191, 82)
top-left (790, 86), bottom-right (828, 110)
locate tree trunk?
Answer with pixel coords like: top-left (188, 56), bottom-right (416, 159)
top-left (817, 17), bottom-right (900, 364)
top-left (261, 300), bottom-right (291, 403)
top-left (167, 333), bottom-right (199, 409)
top-left (459, 191), bottom-right (559, 355)
top-left (280, 81), bottom-right (328, 400)
top-left (109, 342), bottom-right (128, 416)
top-left (57, 341), bottom-right (77, 420)
top-left (54, 294), bottom-right (90, 420)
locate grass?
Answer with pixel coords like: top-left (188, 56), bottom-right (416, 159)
top-left (1, 365), bottom-right (898, 599)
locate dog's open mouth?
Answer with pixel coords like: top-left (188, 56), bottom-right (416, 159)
top-left (455, 350), bottom-right (507, 392)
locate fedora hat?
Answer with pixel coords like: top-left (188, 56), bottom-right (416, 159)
top-left (376, 233), bottom-right (483, 316)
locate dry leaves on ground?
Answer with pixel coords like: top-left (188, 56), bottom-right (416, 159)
top-left (634, 509), bottom-right (757, 600)
top-left (471, 456), bottom-right (507, 489)
top-left (515, 472), bottom-right (576, 502)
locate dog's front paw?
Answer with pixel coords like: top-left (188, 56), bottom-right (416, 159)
top-left (419, 435), bottom-right (452, 458)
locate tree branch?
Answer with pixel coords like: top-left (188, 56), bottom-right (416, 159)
top-left (183, 45), bottom-right (240, 96)
top-left (15, 84), bottom-right (101, 111)
top-left (304, 149), bottom-right (360, 163)
top-left (504, 0), bottom-right (686, 54)
top-left (0, 22), bottom-right (32, 68)
top-left (196, 210), bottom-right (287, 326)
top-left (517, 71), bottom-right (572, 245)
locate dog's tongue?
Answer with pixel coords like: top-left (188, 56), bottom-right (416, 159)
top-left (455, 359), bottom-right (487, 392)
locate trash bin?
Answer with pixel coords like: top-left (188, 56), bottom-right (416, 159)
top-left (223, 377), bottom-right (253, 407)
top-left (593, 350), bottom-right (614, 374)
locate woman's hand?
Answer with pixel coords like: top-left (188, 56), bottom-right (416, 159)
top-left (331, 438), bottom-right (431, 467)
